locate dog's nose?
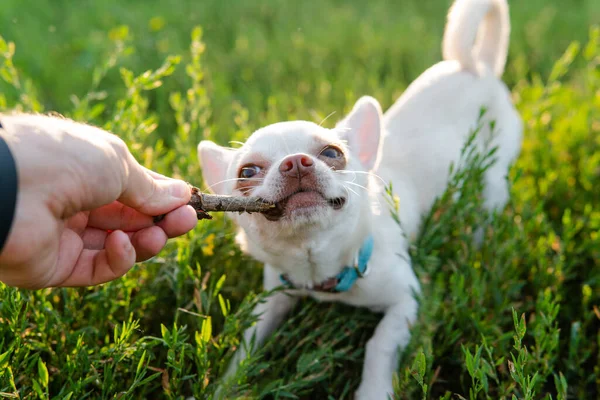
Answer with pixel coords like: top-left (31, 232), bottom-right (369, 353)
top-left (279, 153), bottom-right (314, 177)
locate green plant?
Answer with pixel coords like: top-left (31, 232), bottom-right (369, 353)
top-left (0, 3), bottom-right (598, 398)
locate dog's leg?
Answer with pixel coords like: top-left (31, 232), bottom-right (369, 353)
top-left (475, 111), bottom-right (522, 246)
top-left (355, 297), bottom-right (418, 400)
top-left (472, 161), bottom-right (511, 246)
top-left (218, 264), bottom-right (297, 394)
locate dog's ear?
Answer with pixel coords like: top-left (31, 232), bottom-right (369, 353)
top-left (336, 96), bottom-right (383, 171)
top-left (197, 140), bottom-right (236, 195)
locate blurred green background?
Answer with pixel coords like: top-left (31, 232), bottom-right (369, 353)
top-left (1, 0), bottom-right (599, 136)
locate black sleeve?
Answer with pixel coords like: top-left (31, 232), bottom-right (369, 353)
top-left (0, 119), bottom-right (18, 254)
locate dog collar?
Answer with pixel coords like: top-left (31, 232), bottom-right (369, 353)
top-left (279, 235), bottom-right (374, 293)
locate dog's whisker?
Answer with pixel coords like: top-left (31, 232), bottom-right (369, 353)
top-left (342, 181), bottom-right (371, 192)
top-left (206, 177), bottom-right (264, 192)
top-left (342, 185), bottom-right (360, 198)
top-left (335, 170), bottom-right (387, 186)
top-left (318, 111), bottom-right (337, 127)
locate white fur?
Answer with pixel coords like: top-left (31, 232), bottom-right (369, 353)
top-left (197, 0), bottom-right (522, 398)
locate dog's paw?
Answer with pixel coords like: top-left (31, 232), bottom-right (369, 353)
top-left (213, 385), bottom-right (226, 400)
top-left (355, 382), bottom-right (394, 400)
top-left (212, 358), bottom-right (240, 400)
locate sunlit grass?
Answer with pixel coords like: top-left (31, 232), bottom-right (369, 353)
top-left (0, 1), bottom-right (599, 398)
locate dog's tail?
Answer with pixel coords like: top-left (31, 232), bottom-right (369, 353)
top-left (442, 0), bottom-right (510, 77)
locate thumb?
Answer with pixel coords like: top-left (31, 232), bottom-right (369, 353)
top-left (118, 154), bottom-right (191, 216)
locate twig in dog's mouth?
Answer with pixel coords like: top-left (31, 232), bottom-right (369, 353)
top-left (153, 185), bottom-right (275, 223)
top-left (260, 190), bottom-right (346, 221)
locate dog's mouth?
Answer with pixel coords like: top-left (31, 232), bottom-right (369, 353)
top-left (260, 190), bottom-right (346, 221)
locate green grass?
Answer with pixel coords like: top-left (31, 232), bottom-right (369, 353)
top-left (0, 0), bottom-right (599, 398)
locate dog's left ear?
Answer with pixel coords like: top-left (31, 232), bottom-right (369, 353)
top-left (336, 96), bottom-right (383, 170)
top-left (197, 140), bottom-right (236, 195)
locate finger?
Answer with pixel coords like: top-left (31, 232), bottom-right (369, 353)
top-left (82, 224), bottom-right (174, 262)
top-left (156, 205), bottom-right (198, 238)
top-left (65, 212), bottom-right (90, 235)
top-left (87, 201), bottom-right (154, 231)
top-left (81, 227), bottom-right (108, 250)
top-left (75, 225), bottom-right (167, 259)
top-left (118, 156), bottom-right (191, 216)
top-left (45, 228), bottom-right (84, 287)
top-left (130, 225), bottom-right (168, 262)
top-left (52, 230), bottom-right (136, 287)
top-left (101, 230), bottom-right (137, 281)
top-left (141, 168), bottom-right (190, 186)
top-left (82, 205), bottom-right (195, 253)
top-left (142, 167), bottom-right (174, 181)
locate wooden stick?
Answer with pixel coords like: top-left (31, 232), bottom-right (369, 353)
top-left (153, 185), bottom-right (274, 223)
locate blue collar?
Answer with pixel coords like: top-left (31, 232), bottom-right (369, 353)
top-left (279, 235), bottom-right (374, 293)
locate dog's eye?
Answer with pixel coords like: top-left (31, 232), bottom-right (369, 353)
top-left (239, 165), bottom-right (262, 179)
top-left (320, 146), bottom-right (343, 159)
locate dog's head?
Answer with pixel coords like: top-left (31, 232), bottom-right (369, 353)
top-left (197, 96), bottom-right (383, 257)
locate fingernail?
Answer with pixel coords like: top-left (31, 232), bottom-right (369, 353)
top-left (123, 238), bottom-right (133, 253)
top-left (170, 181), bottom-right (190, 201)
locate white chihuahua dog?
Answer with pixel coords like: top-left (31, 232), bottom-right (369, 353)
top-left (197, 0), bottom-right (522, 398)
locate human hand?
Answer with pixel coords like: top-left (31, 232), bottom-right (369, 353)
top-left (0, 114), bottom-right (198, 289)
